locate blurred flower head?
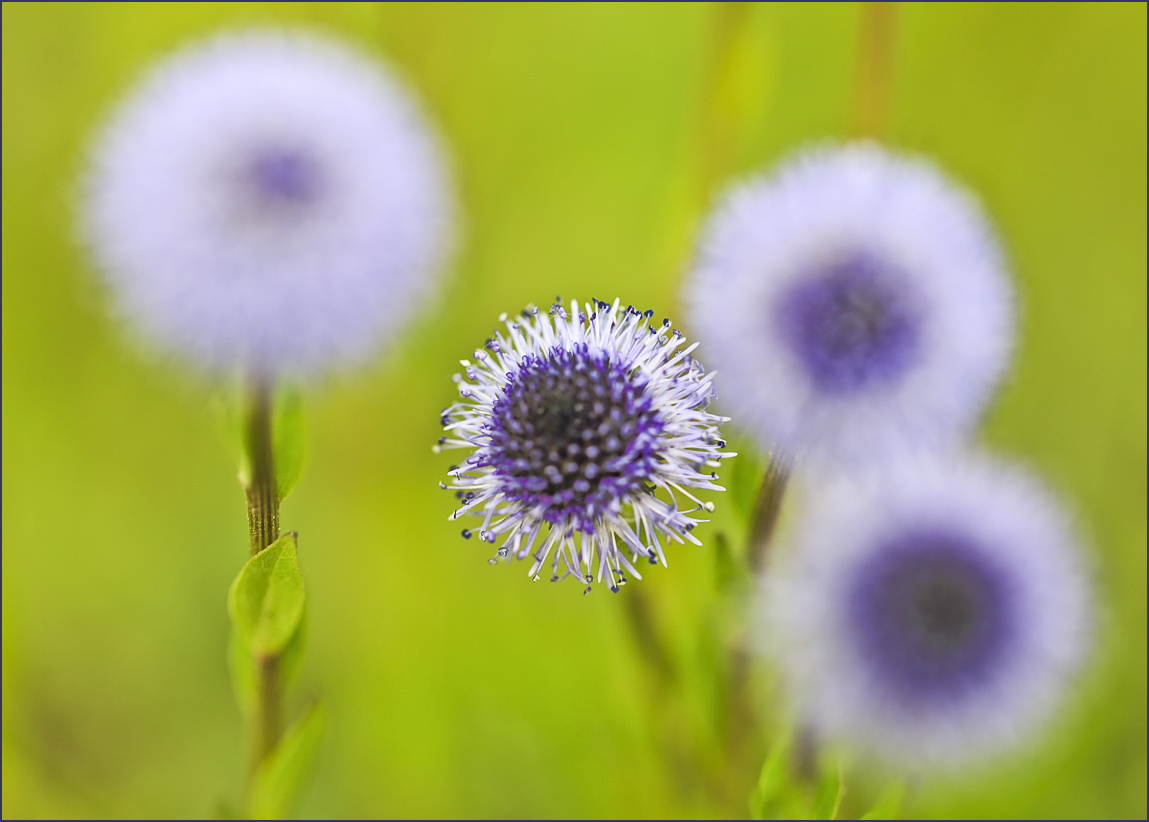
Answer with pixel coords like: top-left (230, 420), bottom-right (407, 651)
top-left (685, 144), bottom-right (1014, 468)
top-left (764, 452), bottom-right (1091, 768)
top-left (82, 29), bottom-right (453, 379)
top-left (440, 299), bottom-right (732, 591)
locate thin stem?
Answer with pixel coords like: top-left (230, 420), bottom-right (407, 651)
top-left (623, 589), bottom-right (677, 689)
top-left (721, 457), bottom-right (792, 776)
top-left (245, 381), bottom-right (280, 557)
top-left (696, 1), bottom-right (754, 196)
top-left (623, 589), bottom-right (734, 810)
top-left (851, 1), bottom-right (898, 139)
top-left (256, 654), bottom-right (282, 766)
top-left (243, 380), bottom-right (283, 772)
top-left (746, 454), bottom-right (792, 575)
top-left (792, 724), bottom-right (819, 783)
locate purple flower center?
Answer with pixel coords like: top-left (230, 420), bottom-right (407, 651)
top-left (249, 147), bottom-right (318, 204)
top-left (485, 345), bottom-right (665, 532)
top-left (776, 252), bottom-right (920, 394)
top-left (847, 528), bottom-right (1017, 703)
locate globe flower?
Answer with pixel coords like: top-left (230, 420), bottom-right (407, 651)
top-left (82, 30), bottom-right (452, 379)
top-left (764, 452), bottom-right (1091, 767)
top-left (439, 299), bottom-right (733, 591)
top-left (685, 144), bottom-right (1014, 467)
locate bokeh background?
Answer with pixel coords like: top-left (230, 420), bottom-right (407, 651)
top-left (3, 2), bottom-right (1145, 818)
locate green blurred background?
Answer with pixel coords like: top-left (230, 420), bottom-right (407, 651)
top-left (3, 2), bottom-right (1145, 818)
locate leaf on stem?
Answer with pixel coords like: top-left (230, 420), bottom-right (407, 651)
top-left (273, 388), bottom-right (307, 501)
top-left (279, 607), bottom-right (308, 686)
top-left (209, 392), bottom-right (251, 487)
top-left (229, 533), bottom-right (306, 656)
top-left (813, 759), bottom-right (844, 820)
top-left (228, 628), bottom-right (258, 715)
top-left (247, 701), bottom-right (327, 820)
top-left (750, 731), bottom-right (792, 819)
top-left (229, 613), bottom-right (305, 715)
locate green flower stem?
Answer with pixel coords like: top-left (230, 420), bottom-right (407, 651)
top-left (746, 455), bottom-right (792, 575)
top-left (256, 654), bottom-right (282, 767)
top-left (622, 592), bottom-right (732, 811)
top-left (722, 457), bottom-right (792, 783)
top-left (851, 1), bottom-right (898, 139)
top-left (245, 382), bottom-right (280, 558)
top-left (243, 380), bottom-right (283, 773)
top-left (623, 589), bottom-right (678, 688)
top-left (695, 1), bottom-right (753, 196)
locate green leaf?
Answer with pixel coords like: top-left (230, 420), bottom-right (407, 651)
top-left (209, 392), bottom-right (250, 487)
top-left (230, 611), bottom-right (304, 715)
top-left (228, 628), bottom-right (258, 715)
top-left (279, 607), bottom-right (307, 686)
top-left (860, 781), bottom-right (904, 820)
top-left (228, 533), bottom-right (305, 656)
top-left (247, 702), bottom-right (326, 820)
top-left (813, 759), bottom-right (844, 820)
top-left (273, 389), bottom-right (306, 501)
top-left (751, 732), bottom-right (792, 820)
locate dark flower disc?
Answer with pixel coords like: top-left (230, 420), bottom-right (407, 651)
top-left (847, 528), bottom-right (1017, 703)
top-left (484, 344), bottom-right (665, 531)
top-left (776, 251), bottom-right (921, 394)
top-left (249, 146), bottom-right (319, 205)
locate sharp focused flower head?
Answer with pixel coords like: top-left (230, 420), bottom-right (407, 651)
top-left (82, 30), bottom-right (453, 379)
top-left (685, 143), bottom-right (1014, 467)
top-left (439, 299), bottom-right (733, 591)
top-left (764, 452), bottom-right (1091, 768)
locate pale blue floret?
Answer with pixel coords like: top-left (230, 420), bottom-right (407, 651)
top-left (83, 30), bottom-right (453, 379)
top-left (686, 143), bottom-right (1015, 468)
top-left (439, 299), bottom-right (734, 591)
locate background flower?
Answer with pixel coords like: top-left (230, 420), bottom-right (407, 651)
top-left (686, 144), bottom-right (1014, 467)
top-left (764, 452), bottom-right (1092, 768)
top-left (82, 29), bottom-right (452, 379)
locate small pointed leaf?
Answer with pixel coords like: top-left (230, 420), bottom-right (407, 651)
top-left (228, 533), bottom-right (305, 656)
top-left (209, 392), bottom-right (250, 487)
top-left (751, 732), bottom-right (792, 820)
top-left (273, 389), bottom-right (307, 501)
top-left (813, 759), bottom-right (844, 819)
top-left (247, 702), bottom-right (326, 820)
top-left (229, 612), bottom-right (305, 714)
top-left (279, 608), bottom-right (307, 686)
top-left (228, 628), bottom-right (258, 715)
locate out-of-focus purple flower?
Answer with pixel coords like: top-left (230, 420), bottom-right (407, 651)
top-left (685, 144), bottom-right (1014, 468)
top-left (439, 299), bottom-right (733, 591)
top-left (763, 452), bottom-right (1091, 767)
top-left (82, 30), bottom-right (453, 379)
